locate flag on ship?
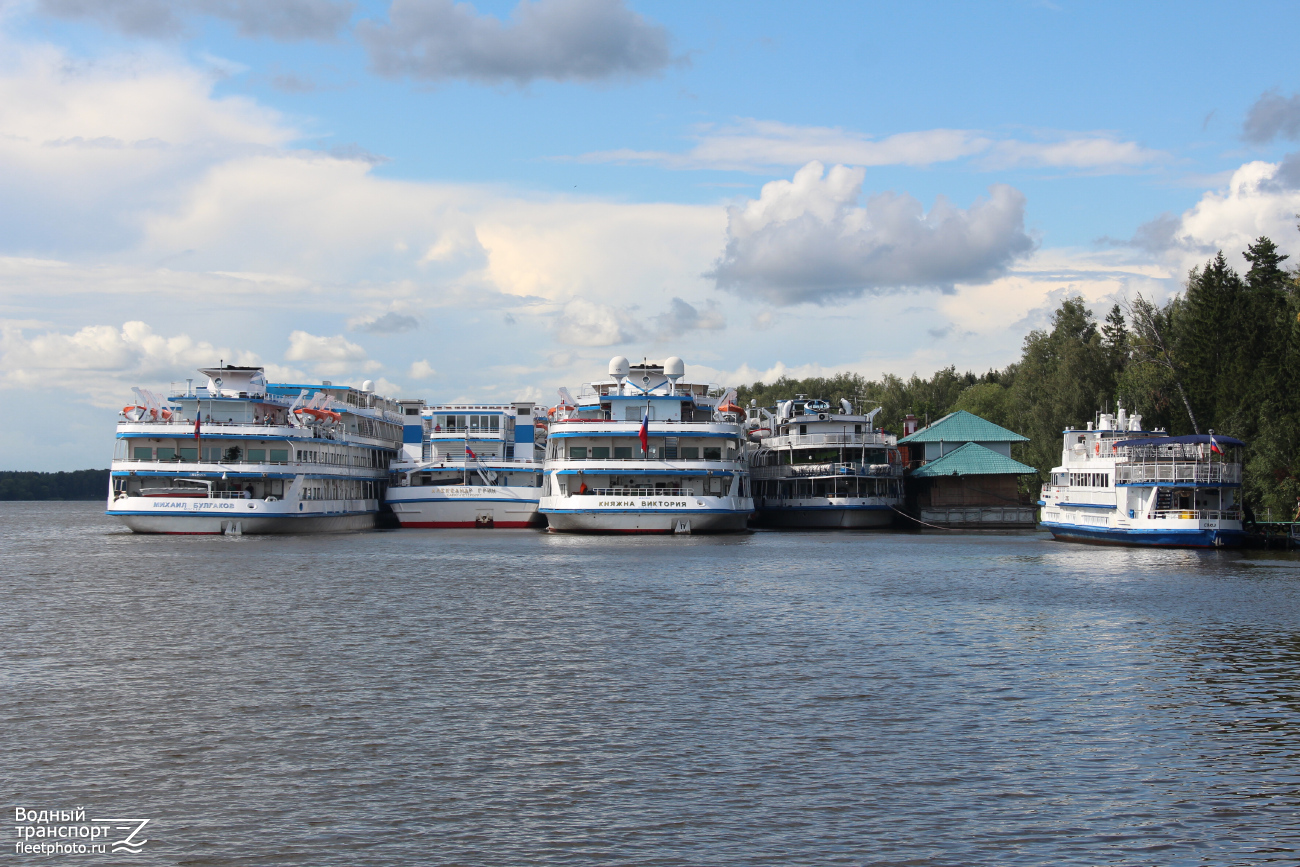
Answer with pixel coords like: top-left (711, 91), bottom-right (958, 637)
top-left (1209, 432), bottom-right (1222, 455)
top-left (639, 410), bottom-right (649, 453)
top-left (193, 413), bottom-right (201, 439)
top-left (466, 446), bottom-right (477, 460)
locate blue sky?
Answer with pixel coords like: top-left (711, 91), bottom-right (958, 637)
top-left (3, 0), bottom-right (1300, 469)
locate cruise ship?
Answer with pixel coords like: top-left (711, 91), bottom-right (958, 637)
top-left (747, 396), bottom-right (903, 527)
top-left (538, 356), bottom-right (754, 533)
top-left (386, 401), bottom-right (546, 528)
top-left (107, 366), bottom-right (403, 534)
top-left (1039, 403), bottom-right (1247, 547)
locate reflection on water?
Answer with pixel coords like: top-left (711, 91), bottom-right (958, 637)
top-left (2, 502), bottom-right (1300, 865)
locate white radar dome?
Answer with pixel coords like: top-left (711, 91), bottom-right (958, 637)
top-left (608, 356), bottom-right (630, 379)
top-left (664, 356), bottom-right (685, 379)
top-left (361, 380), bottom-right (375, 393)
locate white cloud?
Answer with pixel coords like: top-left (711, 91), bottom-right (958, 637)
top-left (407, 359), bottom-right (436, 379)
top-left (985, 136), bottom-right (1165, 171)
top-left (577, 118), bottom-right (1162, 173)
top-left (284, 330), bottom-right (381, 376)
top-left (1111, 158), bottom-right (1300, 274)
top-left (709, 161), bottom-right (1035, 305)
top-left (357, 0), bottom-right (672, 85)
top-left (350, 311), bottom-right (419, 333)
top-left (0, 320), bottom-right (259, 405)
top-left (553, 298), bottom-right (635, 346)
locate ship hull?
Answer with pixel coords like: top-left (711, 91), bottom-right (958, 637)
top-left (752, 502), bottom-right (895, 528)
top-left (386, 487), bottom-right (543, 528)
top-left (110, 508), bottom-right (376, 535)
top-left (1041, 521), bottom-right (1247, 548)
top-left (540, 497), bottom-right (751, 533)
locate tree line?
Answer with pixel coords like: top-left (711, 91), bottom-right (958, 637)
top-left (0, 470), bottom-right (110, 500)
top-left (737, 232), bottom-right (1300, 517)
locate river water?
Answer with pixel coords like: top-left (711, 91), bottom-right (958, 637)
top-left (3, 501), bottom-right (1300, 865)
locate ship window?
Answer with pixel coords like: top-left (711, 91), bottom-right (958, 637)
top-left (156, 447), bottom-right (175, 461)
top-left (591, 447), bottom-right (610, 459)
top-left (855, 425), bottom-right (862, 434)
top-left (178, 447), bottom-right (197, 462)
top-left (614, 446), bottom-right (632, 459)
top-left (703, 447), bottom-right (722, 461)
top-left (247, 449), bottom-right (266, 462)
top-left (680, 446), bottom-right (699, 460)
top-left (799, 425), bottom-right (807, 435)
top-left (133, 446), bottom-right (152, 461)
top-left (489, 416), bottom-right (500, 432)
top-left (569, 446), bottom-right (587, 459)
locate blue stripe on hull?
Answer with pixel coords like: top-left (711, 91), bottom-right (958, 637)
top-left (1041, 521), bottom-right (1247, 548)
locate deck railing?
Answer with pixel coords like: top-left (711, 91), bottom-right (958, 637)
top-left (751, 461), bottom-right (901, 479)
top-left (760, 432), bottom-right (894, 449)
top-left (1149, 509), bottom-right (1240, 521)
top-left (1116, 462), bottom-right (1241, 484)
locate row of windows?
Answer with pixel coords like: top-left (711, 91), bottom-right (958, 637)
top-left (428, 414), bottom-right (510, 433)
top-left (754, 478), bottom-right (901, 499)
top-left (127, 443), bottom-right (389, 468)
top-left (302, 480), bottom-right (379, 500)
top-left (1058, 472), bottom-right (1111, 487)
top-left (565, 445), bottom-right (725, 461)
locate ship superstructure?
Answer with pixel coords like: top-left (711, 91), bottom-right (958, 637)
top-left (538, 356), bottom-right (754, 533)
top-left (107, 366), bottom-right (402, 534)
top-left (386, 401), bottom-right (546, 528)
top-left (1039, 403), bottom-right (1247, 547)
top-left (747, 396), bottom-right (903, 528)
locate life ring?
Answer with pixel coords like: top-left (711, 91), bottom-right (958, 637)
top-left (1095, 441), bottom-right (1100, 455)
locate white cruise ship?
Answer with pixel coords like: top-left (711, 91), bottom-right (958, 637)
top-left (1039, 403), bottom-right (1247, 548)
top-left (386, 401), bottom-right (546, 528)
top-left (107, 366), bottom-right (403, 534)
top-left (538, 356), bottom-right (754, 533)
top-left (748, 396), bottom-right (903, 527)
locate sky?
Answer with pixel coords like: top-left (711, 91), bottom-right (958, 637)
top-left (4, 0), bottom-right (1300, 470)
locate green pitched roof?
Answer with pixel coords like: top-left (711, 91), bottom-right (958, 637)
top-left (897, 409), bottom-right (1029, 445)
top-left (910, 442), bottom-right (1037, 478)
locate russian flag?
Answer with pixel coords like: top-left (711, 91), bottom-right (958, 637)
top-left (193, 412), bottom-right (201, 440)
top-left (1209, 433), bottom-right (1222, 455)
top-left (466, 446), bottom-right (477, 460)
top-left (639, 410), bottom-right (649, 454)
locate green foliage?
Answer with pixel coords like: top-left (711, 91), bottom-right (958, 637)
top-left (0, 470), bottom-right (110, 500)
top-left (736, 231), bottom-right (1300, 512)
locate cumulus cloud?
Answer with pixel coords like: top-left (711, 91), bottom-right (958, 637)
top-left (357, 0), bottom-right (672, 85)
top-left (653, 297), bottom-right (724, 340)
top-left (34, 0), bottom-right (355, 41)
top-left (0, 320), bottom-right (259, 405)
top-left (349, 311), bottom-right (419, 333)
top-left (285, 330), bottom-right (381, 375)
top-left (577, 119), bottom-right (1162, 173)
top-left (1243, 91), bottom-right (1300, 144)
top-left (553, 298), bottom-right (634, 346)
top-left (1159, 159), bottom-right (1300, 273)
top-left (407, 359), bottom-right (437, 379)
top-left (709, 161), bottom-right (1035, 305)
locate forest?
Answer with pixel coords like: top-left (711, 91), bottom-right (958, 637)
top-left (737, 232), bottom-right (1300, 517)
top-left (0, 470), bottom-right (110, 500)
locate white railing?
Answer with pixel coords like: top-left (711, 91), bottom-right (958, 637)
top-left (1149, 509), bottom-right (1240, 521)
top-left (760, 432), bottom-right (894, 449)
top-left (751, 461), bottom-right (901, 479)
top-left (1116, 462), bottom-right (1242, 484)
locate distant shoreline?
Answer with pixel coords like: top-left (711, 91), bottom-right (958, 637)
top-left (0, 470), bottom-right (109, 501)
